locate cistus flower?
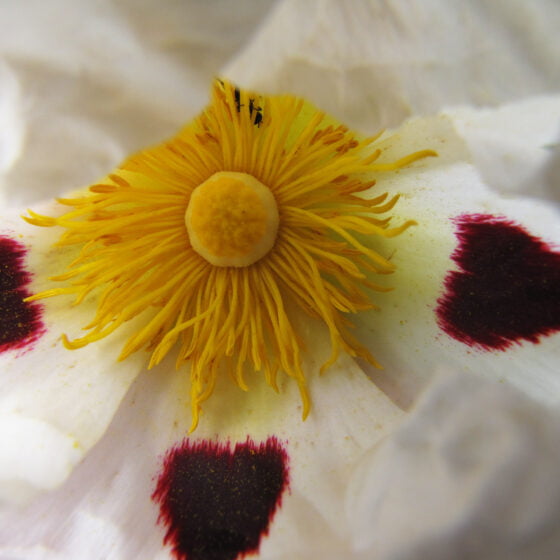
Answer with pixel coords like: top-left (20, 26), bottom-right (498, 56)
top-left (2, 1), bottom-right (560, 558)
top-left (1, 84), bottom-right (560, 560)
top-left (22, 79), bottom-right (434, 431)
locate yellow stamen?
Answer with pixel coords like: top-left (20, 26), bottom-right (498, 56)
top-left (23, 79), bottom-right (436, 431)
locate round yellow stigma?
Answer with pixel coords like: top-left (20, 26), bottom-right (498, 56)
top-left (185, 171), bottom-right (279, 267)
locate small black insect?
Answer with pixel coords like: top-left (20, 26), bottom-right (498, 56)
top-left (234, 87), bottom-right (242, 112)
top-left (249, 98), bottom-right (263, 127)
top-left (231, 85), bottom-right (263, 127)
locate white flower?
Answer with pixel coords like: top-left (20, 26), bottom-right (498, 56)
top-left (0, 1), bottom-right (559, 559)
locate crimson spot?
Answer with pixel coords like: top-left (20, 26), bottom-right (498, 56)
top-left (0, 236), bottom-right (45, 352)
top-left (152, 436), bottom-right (289, 560)
top-left (436, 214), bottom-right (560, 350)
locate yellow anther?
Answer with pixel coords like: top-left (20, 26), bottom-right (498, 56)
top-left (23, 80), bottom-right (436, 431)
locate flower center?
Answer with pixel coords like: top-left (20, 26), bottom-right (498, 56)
top-left (185, 171), bottom-right (279, 267)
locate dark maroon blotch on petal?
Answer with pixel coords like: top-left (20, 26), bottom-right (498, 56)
top-left (0, 236), bottom-right (45, 352)
top-left (152, 436), bottom-right (289, 560)
top-left (436, 214), bottom-right (560, 350)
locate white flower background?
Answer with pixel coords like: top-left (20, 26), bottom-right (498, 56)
top-left (0, 1), bottom-right (560, 559)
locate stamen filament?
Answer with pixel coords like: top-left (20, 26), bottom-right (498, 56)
top-left (24, 79), bottom-right (435, 429)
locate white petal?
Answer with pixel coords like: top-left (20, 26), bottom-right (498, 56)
top-left (0, 61), bottom-right (23, 178)
top-left (0, 321), bottom-right (405, 558)
top-left (346, 370), bottom-right (560, 559)
top-left (353, 110), bottom-right (560, 409)
top-left (0, 207), bottom-right (146, 506)
top-left (0, 414), bottom-right (81, 504)
top-left (0, 0), bottom-right (277, 206)
top-left (442, 96), bottom-right (560, 203)
top-left (225, 0), bottom-right (560, 131)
